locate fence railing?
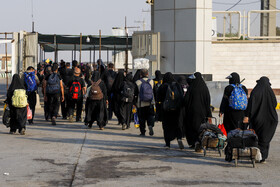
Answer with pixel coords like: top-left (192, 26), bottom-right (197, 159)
top-left (213, 10), bottom-right (280, 41)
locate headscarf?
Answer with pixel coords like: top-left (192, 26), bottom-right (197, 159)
top-left (7, 74), bottom-right (25, 101)
top-left (133, 69), bottom-right (141, 83)
top-left (154, 70), bottom-right (163, 81)
top-left (163, 72), bottom-right (175, 84)
top-left (178, 76), bottom-right (187, 85)
top-left (227, 72), bottom-right (240, 85)
top-left (112, 71), bottom-right (125, 92)
top-left (91, 71), bottom-right (100, 82)
top-left (125, 73), bottom-right (133, 82)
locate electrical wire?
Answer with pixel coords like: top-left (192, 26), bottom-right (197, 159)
top-left (226, 0), bottom-right (242, 11)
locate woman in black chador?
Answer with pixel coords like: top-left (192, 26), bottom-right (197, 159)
top-left (219, 72), bottom-right (248, 132)
top-left (153, 70), bottom-right (163, 122)
top-left (6, 74), bottom-right (27, 135)
top-left (157, 72), bottom-right (184, 149)
top-left (85, 71), bottom-right (108, 130)
top-left (184, 72), bottom-right (212, 148)
top-left (119, 73), bottom-right (135, 130)
top-left (245, 77), bottom-right (278, 163)
top-left (111, 71), bottom-right (125, 125)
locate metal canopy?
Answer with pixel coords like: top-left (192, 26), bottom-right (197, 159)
top-left (38, 33), bottom-right (132, 52)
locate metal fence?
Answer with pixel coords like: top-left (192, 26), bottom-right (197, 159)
top-left (213, 10), bottom-right (280, 40)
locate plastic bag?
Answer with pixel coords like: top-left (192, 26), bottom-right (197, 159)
top-left (218, 118), bottom-right (227, 137)
top-left (132, 106), bottom-right (139, 128)
top-left (27, 106), bottom-right (32, 120)
top-left (2, 103), bottom-right (11, 128)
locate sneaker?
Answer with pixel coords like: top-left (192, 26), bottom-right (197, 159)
top-left (260, 160), bottom-right (266, 164)
top-left (148, 126), bottom-right (154, 136)
top-left (99, 127), bottom-right (104, 130)
top-left (51, 117), bottom-right (56, 126)
top-left (177, 139), bottom-right (184, 150)
top-left (122, 124), bottom-right (126, 130)
top-left (139, 133), bottom-right (145, 136)
top-left (20, 128), bottom-right (26, 135)
top-left (69, 115), bottom-right (74, 123)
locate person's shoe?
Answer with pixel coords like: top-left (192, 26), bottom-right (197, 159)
top-left (99, 127), bottom-right (104, 130)
top-left (126, 125), bottom-right (130, 129)
top-left (177, 139), bottom-right (184, 150)
top-left (148, 126), bottom-right (154, 136)
top-left (9, 130), bottom-right (15, 134)
top-left (84, 123), bottom-right (88, 127)
top-left (20, 128), bottom-right (26, 135)
top-left (139, 133), bottom-right (145, 136)
top-left (122, 124), bottom-right (126, 130)
top-left (88, 123), bottom-right (93, 129)
top-left (260, 159), bottom-right (266, 164)
top-left (189, 144), bottom-right (195, 149)
top-left (194, 142), bottom-right (202, 152)
top-left (51, 117), bottom-right (56, 126)
top-left (69, 115), bottom-right (74, 123)
top-left (164, 145), bottom-right (170, 150)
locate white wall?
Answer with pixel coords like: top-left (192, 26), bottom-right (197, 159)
top-left (212, 42), bottom-right (280, 89)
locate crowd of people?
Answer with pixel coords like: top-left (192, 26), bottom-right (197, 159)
top-left (5, 59), bottom-right (278, 163)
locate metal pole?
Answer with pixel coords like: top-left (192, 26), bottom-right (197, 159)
top-left (107, 48), bottom-right (109, 65)
top-left (93, 45), bottom-right (96, 65)
top-left (74, 44), bottom-right (76, 60)
top-left (99, 30), bottom-right (101, 59)
top-left (54, 34), bottom-right (57, 62)
top-left (90, 48), bottom-right (92, 64)
top-left (79, 33), bottom-right (82, 64)
top-left (243, 10), bottom-right (246, 40)
top-left (223, 14), bottom-right (226, 41)
top-left (114, 45), bottom-right (116, 71)
top-left (5, 33), bottom-right (8, 91)
top-left (125, 16), bottom-right (129, 73)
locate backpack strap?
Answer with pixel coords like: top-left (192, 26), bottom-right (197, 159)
top-left (93, 79), bottom-right (101, 86)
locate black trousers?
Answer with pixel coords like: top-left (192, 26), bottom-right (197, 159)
top-left (10, 106), bottom-right (27, 132)
top-left (27, 91), bottom-right (37, 123)
top-left (46, 93), bottom-right (60, 119)
top-left (138, 105), bottom-right (155, 134)
top-left (120, 102), bottom-right (133, 127)
top-left (69, 97), bottom-right (83, 121)
top-left (85, 99), bottom-right (105, 127)
top-left (61, 89), bottom-right (69, 118)
top-left (108, 93), bottom-right (113, 120)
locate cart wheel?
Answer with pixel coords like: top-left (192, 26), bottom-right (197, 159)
top-left (252, 159), bottom-right (256, 168)
top-left (203, 149), bottom-right (206, 157)
top-left (235, 159), bottom-right (238, 167)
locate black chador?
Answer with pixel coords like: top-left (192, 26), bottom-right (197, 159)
top-left (246, 77), bottom-right (278, 161)
top-left (220, 72), bottom-right (248, 132)
top-left (184, 72), bottom-right (212, 147)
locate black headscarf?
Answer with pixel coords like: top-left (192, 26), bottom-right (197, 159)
top-left (228, 72), bottom-right (240, 85)
top-left (91, 71), bottom-right (100, 82)
top-left (178, 76), bottom-right (187, 85)
top-left (112, 71), bottom-right (125, 92)
top-left (163, 72), bottom-right (175, 84)
top-left (154, 70), bottom-right (163, 81)
top-left (125, 73), bottom-right (133, 82)
top-left (133, 70), bottom-right (141, 83)
top-left (7, 74), bottom-right (25, 101)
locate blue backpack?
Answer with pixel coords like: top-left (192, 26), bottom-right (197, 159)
top-left (139, 79), bottom-right (153, 102)
top-left (229, 84), bottom-right (247, 110)
top-left (46, 74), bottom-right (61, 94)
top-left (24, 72), bottom-right (37, 92)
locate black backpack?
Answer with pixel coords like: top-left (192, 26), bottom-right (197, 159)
top-left (163, 82), bottom-right (182, 111)
top-left (46, 74), bottom-right (61, 94)
top-left (121, 82), bottom-right (134, 103)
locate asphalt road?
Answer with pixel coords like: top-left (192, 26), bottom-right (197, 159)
top-left (0, 79), bottom-right (279, 187)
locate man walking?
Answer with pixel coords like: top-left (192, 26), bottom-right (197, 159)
top-left (135, 69), bottom-right (155, 136)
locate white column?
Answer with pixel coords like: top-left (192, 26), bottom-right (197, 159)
top-left (154, 0), bottom-right (212, 74)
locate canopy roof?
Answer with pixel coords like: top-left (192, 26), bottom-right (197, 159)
top-left (38, 33), bottom-right (132, 52)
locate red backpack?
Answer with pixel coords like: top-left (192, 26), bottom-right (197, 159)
top-left (69, 81), bottom-right (82, 99)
